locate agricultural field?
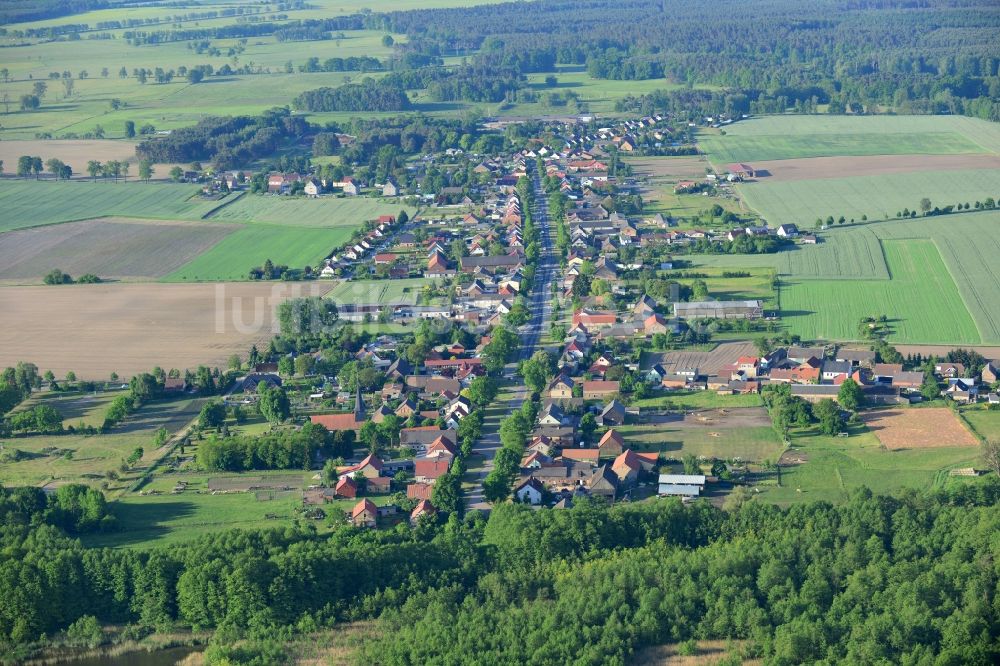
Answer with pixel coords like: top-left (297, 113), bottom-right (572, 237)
top-left (738, 168), bottom-right (1000, 227)
top-left (0, 282), bottom-right (331, 378)
top-left (762, 425), bottom-right (980, 505)
top-left (959, 408), bottom-right (1000, 442)
top-left (747, 154), bottom-right (1000, 183)
top-left (699, 115), bottom-right (1000, 164)
top-left (325, 277), bottom-right (440, 305)
top-left (693, 210), bottom-right (1000, 344)
top-left (0, 217), bottom-right (238, 282)
top-left (780, 240), bottom-right (979, 344)
top-left (164, 224), bottom-right (351, 281)
top-left (862, 407), bottom-right (979, 450)
top-left (207, 195), bottom-right (412, 228)
top-left (0, 180), bottom-right (215, 232)
top-left (0, 139), bottom-right (186, 178)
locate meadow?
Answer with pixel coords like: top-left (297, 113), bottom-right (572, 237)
top-left (207, 195), bottom-right (412, 228)
top-left (699, 115), bottom-right (1000, 164)
top-left (779, 239), bottom-right (979, 344)
top-left (762, 425), bottom-right (979, 505)
top-left (616, 423), bottom-right (784, 462)
top-left (0, 180), bottom-right (215, 232)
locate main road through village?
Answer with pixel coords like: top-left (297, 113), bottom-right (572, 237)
top-left (465, 161), bottom-right (558, 511)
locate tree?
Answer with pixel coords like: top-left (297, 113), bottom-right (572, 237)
top-left (45, 158), bottom-right (65, 179)
top-left (431, 471), bottom-right (462, 516)
top-left (323, 459), bottom-right (339, 485)
top-left (683, 453), bottom-right (700, 475)
top-left (294, 354), bottom-right (315, 376)
top-left (86, 160), bottom-right (102, 181)
top-left (520, 357), bottom-right (549, 394)
top-left (919, 197), bottom-right (932, 214)
top-left (32, 81), bottom-right (46, 98)
top-left (382, 35), bottom-right (395, 47)
top-left (980, 440), bottom-right (1000, 476)
top-left (62, 78), bottom-right (74, 98)
top-left (813, 399), bottom-right (844, 435)
top-left (43, 269), bottom-right (73, 285)
top-left (198, 401), bottom-right (226, 429)
top-left (169, 166), bottom-right (184, 182)
top-left (359, 421), bottom-right (381, 453)
top-left (837, 379), bottom-right (864, 411)
top-left (138, 159), bottom-right (153, 182)
top-left (466, 376), bottom-right (498, 406)
top-left (20, 94), bottom-right (40, 111)
top-left (920, 371), bottom-right (940, 401)
top-left (124, 120), bottom-right (136, 138)
top-left (257, 385), bottom-right (290, 423)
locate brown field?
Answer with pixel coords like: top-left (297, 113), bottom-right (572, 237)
top-left (749, 154), bottom-right (1000, 182)
top-left (642, 341), bottom-right (756, 377)
top-left (862, 407), bottom-right (979, 450)
top-left (0, 281), bottom-right (332, 378)
top-left (0, 217), bottom-right (238, 282)
top-left (0, 139), bottom-right (185, 179)
top-left (894, 344), bottom-right (1000, 360)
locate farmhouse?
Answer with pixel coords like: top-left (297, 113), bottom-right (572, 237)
top-left (725, 163), bottom-right (756, 178)
top-left (673, 300), bottom-right (763, 320)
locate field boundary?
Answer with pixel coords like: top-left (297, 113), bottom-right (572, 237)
top-left (201, 190), bottom-right (247, 219)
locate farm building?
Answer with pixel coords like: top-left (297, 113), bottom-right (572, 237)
top-left (673, 300), bottom-right (763, 320)
top-left (658, 474), bottom-right (706, 497)
top-left (725, 163), bottom-right (756, 178)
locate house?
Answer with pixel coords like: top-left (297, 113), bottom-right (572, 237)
top-left (335, 475), bottom-right (357, 498)
top-left (588, 464), bottom-right (618, 498)
top-left (644, 313), bottom-right (671, 335)
top-left (982, 361), bottom-right (1000, 384)
top-left (821, 360), bottom-right (852, 383)
top-left (597, 429), bottom-right (625, 457)
top-left (342, 453), bottom-right (383, 479)
top-left (547, 375), bottom-right (575, 399)
top-left (776, 224), bottom-right (799, 238)
top-left (572, 308), bottom-right (617, 329)
top-left (538, 402), bottom-right (568, 426)
top-left (241, 373), bottom-right (282, 392)
top-left (561, 448), bottom-right (600, 464)
top-left (836, 348), bottom-right (877, 368)
top-left (768, 365), bottom-right (820, 384)
top-left (163, 378), bottom-right (187, 394)
top-left (304, 178), bottom-right (322, 197)
top-left (414, 456), bottom-right (451, 483)
top-left (787, 346), bottom-right (826, 364)
top-left (382, 179), bottom-right (400, 197)
top-left (350, 499), bottom-right (378, 528)
top-left (410, 499), bottom-right (436, 525)
top-left (583, 380), bottom-right (620, 400)
top-left (892, 371), bottom-right (925, 390)
top-left (935, 362), bottom-right (966, 379)
top-left (514, 478), bottom-right (545, 505)
top-left (726, 163), bottom-right (756, 178)
top-left (597, 399), bottom-right (626, 426)
top-left (872, 363), bottom-right (903, 381)
top-left (611, 450), bottom-right (643, 487)
top-left (342, 177), bottom-right (360, 196)
top-left (407, 482), bottom-right (433, 500)
top-left (945, 378), bottom-right (979, 403)
top-left (374, 253), bottom-right (398, 265)
top-left (395, 398), bottom-right (418, 418)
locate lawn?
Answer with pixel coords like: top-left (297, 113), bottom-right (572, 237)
top-left (761, 426), bottom-right (980, 505)
top-left (164, 224), bottom-right (350, 281)
top-left (699, 115), bottom-right (1000, 163)
top-left (737, 168), bottom-right (1000, 227)
top-left (633, 390), bottom-right (764, 410)
top-left (960, 408), bottom-right (1000, 442)
top-left (325, 278), bottom-right (441, 305)
top-left (207, 194), bottom-right (413, 228)
top-left (780, 239), bottom-right (980, 344)
top-left (0, 181), bottom-right (215, 232)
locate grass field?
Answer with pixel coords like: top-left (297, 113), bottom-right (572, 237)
top-left (325, 278), bottom-right (441, 305)
top-left (780, 239), bottom-right (979, 343)
top-left (738, 168), bottom-right (1000, 226)
top-left (960, 408), bottom-right (1000, 442)
top-left (207, 195), bottom-right (411, 228)
top-left (633, 391), bottom-right (764, 410)
top-left (0, 217), bottom-right (238, 282)
top-left (164, 224), bottom-right (350, 281)
top-left (762, 425), bottom-right (979, 505)
top-left (0, 181), bottom-right (215, 232)
top-left (617, 423), bottom-right (784, 462)
top-left (699, 115), bottom-right (1000, 164)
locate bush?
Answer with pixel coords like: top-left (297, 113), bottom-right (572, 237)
top-left (66, 615), bottom-right (103, 648)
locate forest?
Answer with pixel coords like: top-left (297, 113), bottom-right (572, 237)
top-left (1, 482), bottom-right (998, 664)
top-left (291, 80), bottom-right (413, 113)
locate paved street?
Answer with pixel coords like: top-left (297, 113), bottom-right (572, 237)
top-left (465, 161), bottom-right (557, 512)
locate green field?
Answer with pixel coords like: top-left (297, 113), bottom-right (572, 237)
top-left (780, 239), bottom-right (979, 343)
top-left (693, 211), bottom-right (1000, 343)
top-left (208, 195), bottom-right (411, 227)
top-left (0, 181), bottom-right (214, 232)
top-left (700, 115), bottom-right (1000, 163)
top-left (633, 391), bottom-right (765, 410)
top-left (325, 278), bottom-right (440, 305)
top-left (165, 224), bottom-right (349, 281)
top-left (616, 424), bottom-right (784, 462)
top-left (761, 426), bottom-right (979, 505)
top-left (960, 408), bottom-right (1000, 442)
top-left (738, 168), bottom-right (1000, 227)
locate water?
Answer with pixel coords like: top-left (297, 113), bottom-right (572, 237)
top-left (61, 646), bottom-right (199, 666)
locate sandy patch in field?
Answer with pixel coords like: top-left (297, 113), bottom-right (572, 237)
top-left (748, 154), bottom-right (1000, 182)
top-left (0, 217), bottom-right (238, 281)
top-left (862, 408), bottom-right (978, 450)
top-left (0, 282), bottom-right (332, 378)
top-left (0, 139), bottom-right (185, 180)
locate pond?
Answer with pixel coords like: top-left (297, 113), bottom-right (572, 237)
top-left (62, 646), bottom-right (200, 666)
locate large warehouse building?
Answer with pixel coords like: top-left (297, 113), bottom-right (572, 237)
top-left (673, 300), bottom-right (763, 320)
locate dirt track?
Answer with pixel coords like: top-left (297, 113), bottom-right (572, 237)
top-left (0, 282), bottom-right (332, 378)
top-left (748, 154), bottom-right (1000, 182)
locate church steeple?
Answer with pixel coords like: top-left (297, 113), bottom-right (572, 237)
top-left (354, 384), bottom-right (365, 422)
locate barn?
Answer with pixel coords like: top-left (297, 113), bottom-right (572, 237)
top-left (673, 300), bottom-right (763, 320)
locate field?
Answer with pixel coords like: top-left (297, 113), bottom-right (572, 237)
top-left (737, 168), bottom-right (1000, 226)
top-left (0, 139), bottom-right (185, 178)
top-left (0, 217), bottom-right (238, 282)
top-left (748, 154), bottom-right (1000, 182)
top-left (862, 407), bottom-right (979, 450)
top-left (627, 155), bottom-right (754, 219)
top-left (762, 426), bottom-right (980, 505)
top-left (779, 240), bottom-right (980, 344)
top-left (617, 408), bottom-right (784, 462)
top-left (0, 282), bottom-right (331, 378)
top-left (0, 395), bottom-right (204, 490)
top-left (699, 115), bottom-right (1000, 164)
top-left (325, 278), bottom-right (440, 305)
top-left (961, 408), bottom-right (1000, 442)
top-left (0, 180), bottom-right (216, 232)
top-left (207, 196), bottom-right (412, 228)
top-left (164, 224), bottom-right (352, 281)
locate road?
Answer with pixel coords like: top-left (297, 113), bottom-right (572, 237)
top-left (465, 161), bottom-right (558, 511)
